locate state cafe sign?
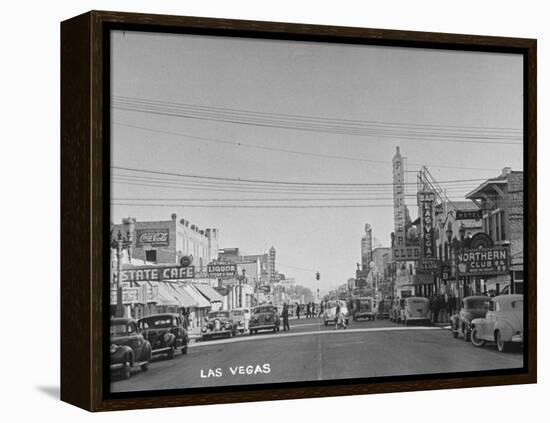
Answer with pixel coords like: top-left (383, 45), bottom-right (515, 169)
top-left (114, 265), bottom-right (195, 283)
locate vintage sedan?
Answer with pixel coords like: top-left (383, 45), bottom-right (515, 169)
top-left (450, 296), bottom-right (490, 341)
top-left (249, 305), bottom-right (281, 334)
top-left (138, 313), bottom-right (189, 359)
top-left (110, 317), bottom-right (152, 380)
top-left (323, 300), bottom-right (350, 326)
top-left (201, 310), bottom-right (235, 340)
top-left (470, 294), bottom-right (523, 352)
top-left (230, 308), bottom-right (250, 334)
top-left (399, 297), bottom-right (429, 326)
top-left (352, 297), bottom-right (377, 321)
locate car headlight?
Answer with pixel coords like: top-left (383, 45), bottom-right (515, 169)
top-left (224, 322), bottom-right (231, 329)
top-left (201, 326), bottom-right (207, 333)
top-left (110, 344), bottom-right (117, 354)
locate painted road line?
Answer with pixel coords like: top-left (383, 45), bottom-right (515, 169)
top-left (189, 325), bottom-right (443, 348)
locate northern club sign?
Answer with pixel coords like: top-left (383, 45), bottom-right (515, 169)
top-left (207, 261), bottom-right (237, 278)
top-left (115, 266), bottom-right (195, 283)
top-left (456, 247), bottom-right (509, 276)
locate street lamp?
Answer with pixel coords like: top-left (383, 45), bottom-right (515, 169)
top-left (110, 218), bottom-right (135, 318)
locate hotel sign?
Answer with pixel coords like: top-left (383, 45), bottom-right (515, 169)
top-left (115, 266), bottom-right (195, 283)
top-left (456, 209), bottom-right (482, 220)
top-left (456, 247), bottom-right (509, 276)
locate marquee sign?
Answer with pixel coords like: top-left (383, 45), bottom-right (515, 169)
top-left (115, 266), bottom-right (195, 283)
top-left (456, 247), bottom-right (509, 276)
top-left (207, 261), bottom-right (237, 278)
top-left (136, 229), bottom-right (169, 246)
top-left (419, 190), bottom-right (435, 260)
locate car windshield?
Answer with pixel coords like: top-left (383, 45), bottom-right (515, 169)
top-left (140, 316), bottom-right (173, 328)
top-left (231, 310), bottom-right (244, 316)
top-left (465, 299), bottom-right (490, 310)
top-left (208, 311), bottom-right (230, 319)
top-left (110, 323), bottom-right (128, 337)
top-left (255, 306), bottom-right (274, 314)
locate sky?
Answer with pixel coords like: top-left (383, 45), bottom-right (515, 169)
top-left (110, 30), bottom-right (523, 294)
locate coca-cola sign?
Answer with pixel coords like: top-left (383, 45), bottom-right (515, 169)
top-left (136, 229), bottom-right (170, 246)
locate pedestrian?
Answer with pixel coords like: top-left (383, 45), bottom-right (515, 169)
top-left (307, 302), bottom-right (312, 318)
top-left (282, 303), bottom-right (290, 331)
top-left (335, 302), bottom-right (341, 329)
top-left (319, 302), bottom-right (324, 318)
top-left (244, 307), bottom-right (251, 333)
top-left (311, 302), bottom-right (316, 318)
top-left (432, 295), bottom-right (440, 324)
top-left (296, 303), bottom-right (301, 319)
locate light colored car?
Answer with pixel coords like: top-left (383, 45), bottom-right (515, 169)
top-left (399, 297), bottom-right (429, 325)
top-left (323, 300), bottom-right (350, 326)
top-left (230, 308), bottom-right (250, 333)
top-left (470, 294), bottom-right (523, 352)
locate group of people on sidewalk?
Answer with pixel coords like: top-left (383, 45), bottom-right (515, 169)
top-left (428, 294), bottom-right (459, 324)
top-left (295, 301), bottom-right (324, 319)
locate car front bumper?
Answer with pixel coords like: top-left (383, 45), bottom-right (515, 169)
top-left (511, 334), bottom-right (523, 343)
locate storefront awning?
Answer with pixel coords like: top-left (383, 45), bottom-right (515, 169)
top-left (165, 282), bottom-right (199, 308)
top-left (156, 282), bottom-right (180, 307)
top-left (193, 283), bottom-right (225, 302)
top-left (183, 285), bottom-right (211, 308)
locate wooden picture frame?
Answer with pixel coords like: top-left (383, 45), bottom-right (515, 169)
top-left (61, 10), bottom-right (536, 411)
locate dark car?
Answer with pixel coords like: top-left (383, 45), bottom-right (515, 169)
top-left (138, 313), bottom-right (189, 359)
top-left (450, 295), bottom-right (491, 341)
top-left (110, 317), bottom-right (152, 380)
top-left (249, 305), bottom-right (281, 334)
top-left (201, 310), bottom-right (235, 340)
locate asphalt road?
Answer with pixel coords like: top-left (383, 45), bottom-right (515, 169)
top-left (111, 317), bottom-right (523, 393)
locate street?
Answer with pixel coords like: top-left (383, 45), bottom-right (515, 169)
top-left (111, 317), bottom-right (523, 392)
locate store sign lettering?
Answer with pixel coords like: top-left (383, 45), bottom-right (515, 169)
top-left (116, 266), bottom-right (195, 282)
top-left (207, 261), bottom-right (237, 278)
top-left (456, 247), bottom-right (509, 276)
top-left (136, 229), bottom-right (169, 246)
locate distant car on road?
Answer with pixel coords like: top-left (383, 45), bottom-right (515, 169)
top-left (138, 313), bottom-right (189, 359)
top-left (230, 308), bottom-right (250, 334)
top-left (470, 294), bottom-right (523, 352)
top-left (201, 310), bottom-right (235, 340)
top-left (110, 317), bottom-right (152, 380)
top-left (323, 300), bottom-right (350, 326)
top-left (250, 305), bottom-right (280, 334)
top-left (450, 296), bottom-right (490, 341)
top-left (352, 297), bottom-right (377, 321)
top-left (400, 297), bottom-right (430, 325)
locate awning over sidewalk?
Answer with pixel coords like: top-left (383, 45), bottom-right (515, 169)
top-left (193, 283), bottom-right (224, 302)
top-left (183, 285), bottom-right (211, 308)
top-left (165, 282), bottom-right (199, 308)
top-left (156, 282), bottom-right (180, 307)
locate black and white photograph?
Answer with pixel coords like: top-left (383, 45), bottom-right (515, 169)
top-left (107, 29), bottom-right (526, 394)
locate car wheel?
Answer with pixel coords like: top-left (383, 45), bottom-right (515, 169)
top-left (496, 331), bottom-right (511, 352)
top-left (463, 329), bottom-right (471, 342)
top-left (181, 346), bottom-right (188, 355)
top-left (140, 362), bottom-right (149, 371)
top-left (122, 360), bottom-right (131, 380)
top-left (470, 327), bottom-right (486, 347)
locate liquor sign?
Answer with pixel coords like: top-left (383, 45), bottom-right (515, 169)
top-left (419, 190), bottom-right (435, 260)
top-left (456, 209), bottom-right (482, 220)
top-left (207, 261), bottom-right (237, 278)
top-left (456, 247), bottom-right (509, 276)
top-left (117, 266), bottom-right (195, 283)
top-left (136, 229), bottom-right (169, 246)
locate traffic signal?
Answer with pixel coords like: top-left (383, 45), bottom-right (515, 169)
top-left (316, 271), bottom-right (320, 280)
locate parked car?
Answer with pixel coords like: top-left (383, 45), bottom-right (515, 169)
top-left (323, 300), bottom-right (350, 326)
top-left (249, 305), bottom-right (281, 334)
top-left (201, 310), bottom-right (235, 340)
top-left (389, 298), bottom-right (406, 323)
top-left (230, 308), bottom-right (250, 333)
top-left (110, 317), bottom-right (152, 380)
top-left (138, 313), bottom-right (189, 359)
top-left (470, 294), bottom-right (523, 352)
top-left (450, 296), bottom-right (491, 341)
top-left (352, 297), bottom-right (377, 321)
top-left (399, 297), bottom-right (429, 325)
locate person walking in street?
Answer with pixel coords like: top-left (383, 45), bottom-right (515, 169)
top-left (282, 303), bottom-right (290, 331)
top-left (306, 302), bottom-right (311, 319)
top-left (296, 303), bottom-right (301, 319)
top-left (311, 302), bottom-right (316, 318)
top-left (319, 301), bottom-right (324, 318)
top-left (432, 295), bottom-right (440, 324)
